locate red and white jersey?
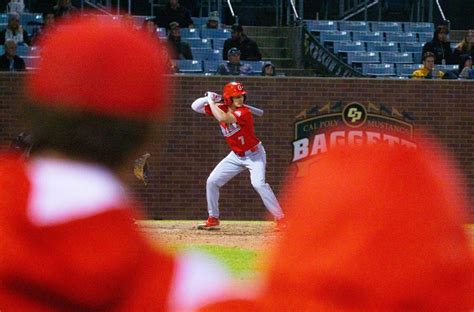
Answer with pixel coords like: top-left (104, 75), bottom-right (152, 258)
top-left (205, 104), bottom-right (260, 155)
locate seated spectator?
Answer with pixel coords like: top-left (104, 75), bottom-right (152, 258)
top-left (53, 0), bottom-right (77, 19)
top-left (216, 47), bottom-right (252, 75)
top-left (167, 22), bottom-right (193, 60)
top-left (142, 17), bottom-right (158, 39)
top-left (6, 0), bottom-right (24, 13)
top-left (0, 12), bottom-right (31, 46)
top-left (452, 29), bottom-right (474, 64)
top-left (261, 61), bottom-right (276, 76)
top-left (30, 11), bottom-right (56, 45)
top-left (422, 25), bottom-right (454, 65)
top-left (206, 12), bottom-right (220, 29)
top-left (223, 24), bottom-right (262, 61)
top-left (0, 39), bottom-right (25, 71)
top-left (157, 0), bottom-right (194, 29)
top-left (456, 54), bottom-right (473, 79)
top-left (412, 52), bottom-right (444, 79)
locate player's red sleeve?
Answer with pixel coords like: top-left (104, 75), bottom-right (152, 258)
top-left (232, 107), bottom-right (251, 126)
top-left (205, 104), bottom-right (228, 116)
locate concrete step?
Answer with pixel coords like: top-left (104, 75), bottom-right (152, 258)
top-left (260, 47), bottom-right (290, 58)
top-left (243, 26), bottom-right (295, 38)
top-left (252, 36), bottom-right (289, 48)
top-left (265, 57), bottom-right (296, 68)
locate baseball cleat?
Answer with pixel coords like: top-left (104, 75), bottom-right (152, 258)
top-left (197, 217), bottom-right (220, 230)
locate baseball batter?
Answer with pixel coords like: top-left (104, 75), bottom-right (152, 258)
top-left (191, 82), bottom-right (285, 230)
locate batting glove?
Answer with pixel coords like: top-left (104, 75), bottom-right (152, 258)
top-left (205, 91), bottom-right (222, 103)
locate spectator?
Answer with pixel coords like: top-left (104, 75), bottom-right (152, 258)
top-left (206, 12), bottom-right (220, 29)
top-left (452, 29), bottom-right (474, 64)
top-left (223, 24), bottom-right (262, 61)
top-left (30, 11), bottom-right (56, 45)
top-left (6, 0), bottom-right (24, 13)
top-left (156, 0), bottom-right (194, 29)
top-left (0, 12), bottom-right (31, 46)
top-left (261, 61), bottom-right (276, 76)
top-left (0, 39), bottom-right (25, 71)
top-left (142, 17), bottom-right (158, 39)
top-left (456, 54), bottom-right (473, 79)
top-left (412, 52), bottom-right (444, 79)
top-left (422, 25), bottom-right (454, 65)
top-left (216, 47), bottom-right (252, 75)
top-left (167, 21), bottom-right (193, 60)
top-left (53, 0), bottom-right (77, 19)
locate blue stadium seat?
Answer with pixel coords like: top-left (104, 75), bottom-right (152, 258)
top-left (396, 63), bottom-right (423, 77)
top-left (400, 42), bottom-right (424, 53)
top-left (352, 31), bottom-right (384, 42)
top-left (23, 56), bottom-right (40, 70)
top-left (20, 13), bottom-right (43, 26)
top-left (241, 60), bottom-right (265, 74)
top-left (404, 22), bottom-right (434, 33)
top-left (333, 41), bottom-right (366, 53)
top-left (212, 38), bottom-right (227, 50)
top-left (416, 32), bottom-right (432, 43)
top-left (305, 20), bottom-right (338, 32)
top-left (347, 52), bottom-right (380, 65)
top-left (363, 63), bottom-right (396, 76)
top-left (185, 38), bottom-right (212, 49)
top-left (367, 42), bottom-right (398, 52)
top-left (412, 52), bottom-right (422, 63)
top-left (320, 31), bottom-right (351, 42)
top-left (381, 52), bottom-right (413, 64)
top-left (435, 64), bottom-right (459, 72)
top-left (0, 14), bottom-right (7, 24)
top-left (385, 31), bottom-right (417, 43)
top-left (175, 59), bottom-right (203, 73)
top-left (157, 27), bottom-right (167, 39)
top-left (203, 60), bottom-right (221, 73)
top-left (180, 28), bottom-right (200, 39)
top-left (371, 22), bottom-right (402, 32)
top-left (339, 21), bottom-right (369, 32)
top-left (132, 15), bottom-right (149, 28)
top-left (192, 17), bottom-right (208, 28)
top-left (201, 28), bottom-right (231, 39)
top-left (191, 48), bottom-right (222, 61)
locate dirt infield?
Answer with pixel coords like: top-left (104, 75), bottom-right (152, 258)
top-left (138, 221), bottom-right (281, 250)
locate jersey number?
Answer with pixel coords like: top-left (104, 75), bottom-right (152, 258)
top-left (238, 136), bottom-right (245, 145)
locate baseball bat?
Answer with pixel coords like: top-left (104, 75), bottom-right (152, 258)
top-left (244, 104), bottom-right (264, 117)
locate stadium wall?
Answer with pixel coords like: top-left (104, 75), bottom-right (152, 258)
top-left (0, 74), bottom-right (472, 220)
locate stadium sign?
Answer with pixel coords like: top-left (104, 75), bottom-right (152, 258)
top-left (291, 101), bottom-right (416, 177)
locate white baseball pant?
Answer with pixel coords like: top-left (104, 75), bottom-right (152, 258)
top-left (206, 143), bottom-right (284, 220)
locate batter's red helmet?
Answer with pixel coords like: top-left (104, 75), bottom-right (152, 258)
top-left (223, 82), bottom-right (247, 105)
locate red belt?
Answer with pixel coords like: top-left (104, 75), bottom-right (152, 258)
top-left (235, 144), bottom-right (260, 157)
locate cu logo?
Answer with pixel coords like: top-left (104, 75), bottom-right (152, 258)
top-left (237, 84), bottom-right (243, 90)
top-left (342, 102), bottom-right (367, 128)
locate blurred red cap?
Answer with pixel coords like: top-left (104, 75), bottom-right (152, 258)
top-left (261, 141), bottom-right (474, 311)
top-left (27, 18), bottom-right (170, 119)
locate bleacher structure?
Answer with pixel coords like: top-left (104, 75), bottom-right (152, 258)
top-left (305, 20), bottom-right (459, 77)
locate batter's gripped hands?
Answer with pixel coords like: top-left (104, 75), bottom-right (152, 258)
top-left (205, 92), bottom-right (222, 103)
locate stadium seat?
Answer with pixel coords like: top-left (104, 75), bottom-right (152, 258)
top-left (192, 17), bottom-right (208, 28)
top-left (185, 38), bottom-right (212, 49)
top-left (416, 32), bottom-right (432, 43)
top-left (362, 63), bottom-right (396, 76)
top-left (396, 63), bottom-right (423, 77)
top-left (157, 27), bottom-right (167, 39)
top-left (212, 38), bottom-right (227, 50)
top-left (305, 20), bottom-right (338, 32)
top-left (403, 22), bottom-right (434, 33)
top-left (241, 60), bottom-right (265, 74)
top-left (20, 13), bottom-right (42, 26)
top-left (333, 41), bottom-right (366, 53)
top-left (203, 60), bottom-right (221, 73)
top-left (339, 21), bottom-right (369, 32)
top-left (385, 31), bottom-right (417, 43)
top-left (23, 55), bottom-right (40, 70)
top-left (181, 28), bottom-right (200, 39)
top-left (367, 41), bottom-right (398, 52)
top-left (175, 59), bottom-right (203, 73)
top-left (371, 22), bottom-right (402, 32)
top-left (201, 28), bottom-right (231, 39)
top-left (381, 52), bottom-right (413, 64)
top-left (0, 14), bottom-right (7, 24)
top-left (132, 15), bottom-right (148, 27)
top-left (320, 31), bottom-right (351, 42)
top-left (347, 51), bottom-right (380, 65)
top-left (400, 42), bottom-right (424, 53)
top-left (191, 48), bottom-right (222, 61)
top-left (435, 64), bottom-right (459, 72)
top-left (352, 31), bottom-right (384, 42)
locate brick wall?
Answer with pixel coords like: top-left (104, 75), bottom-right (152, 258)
top-left (1, 74), bottom-right (473, 220)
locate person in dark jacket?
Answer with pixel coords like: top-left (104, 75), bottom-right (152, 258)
top-left (167, 22), bottom-right (193, 60)
top-left (156, 0), bottom-right (194, 29)
top-left (223, 24), bottom-right (262, 61)
top-left (0, 39), bottom-right (25, 71)
top-left (0, 12), bottom-right (31, 46)
top-left (421, 25), bottom-right (454, 65)
top-left (216, 47), bottom-right (252, 75)
top-left (452, 29), bottom-right (474, 65)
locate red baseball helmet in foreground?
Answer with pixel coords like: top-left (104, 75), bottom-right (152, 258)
top-left (201, 139), bottom-right (474, 311)
top-left (27, 18), bottom-right (170, 119)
